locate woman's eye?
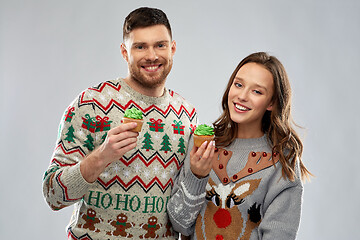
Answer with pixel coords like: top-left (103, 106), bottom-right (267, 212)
top-left (254, 90), bottom-right (262, 95)
top-left (235, 83), bottom-right (242, 88)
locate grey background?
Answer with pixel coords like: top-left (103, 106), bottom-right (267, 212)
top-left (1, 0), bottom-right (359, 239)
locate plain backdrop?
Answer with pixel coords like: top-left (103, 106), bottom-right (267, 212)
top-left (1, 0), bottom-right (359, 239)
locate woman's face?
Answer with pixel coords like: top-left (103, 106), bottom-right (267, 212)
top-left (227, 62), bottom-right (274, 137)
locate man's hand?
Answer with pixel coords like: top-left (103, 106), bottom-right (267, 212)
top-left (190, 140), bottom-right (215, 178)
top-left (80, 122), bottom-right (139, 183)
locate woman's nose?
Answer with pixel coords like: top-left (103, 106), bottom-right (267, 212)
top-left (237, 89), bottom-right (249, 101)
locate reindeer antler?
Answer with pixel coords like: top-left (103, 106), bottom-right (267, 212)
top-left (211, 148), bottom-right (233, 185)
top-left (230, 151), bottom-right (279, 182)
top-left (211, 149), bottom-right (279, 185)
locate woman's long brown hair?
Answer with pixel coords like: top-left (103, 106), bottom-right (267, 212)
top-left (213, 52), bottom-right (312, 181)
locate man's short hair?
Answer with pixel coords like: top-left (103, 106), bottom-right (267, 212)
top-left (123, 7), bottom-right (172, 40)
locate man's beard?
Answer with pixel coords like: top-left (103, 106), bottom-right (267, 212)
top-left (129, 60), bottom-right (173, 89)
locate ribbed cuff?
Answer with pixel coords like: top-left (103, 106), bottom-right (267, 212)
top-left (182, 168), bottom-right (209, 197)
top-left (60, 163), bottom-right (92, 200)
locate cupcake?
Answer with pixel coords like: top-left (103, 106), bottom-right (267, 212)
top-left (193, 124), bottom-right (215, 147)
top-left (122, 108), bottom-right (144, 132)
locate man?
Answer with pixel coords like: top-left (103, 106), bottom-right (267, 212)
top-left (43, 7), bottom-right (197, 239)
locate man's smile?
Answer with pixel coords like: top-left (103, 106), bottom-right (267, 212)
top-left (142, 64), bottom-right (162, 72)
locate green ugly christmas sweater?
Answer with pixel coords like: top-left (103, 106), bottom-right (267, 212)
top-left (43, 78), bottom-right (197, 239)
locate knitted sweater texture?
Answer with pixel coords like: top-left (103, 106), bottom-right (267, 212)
top-left (42, 78), bottom-right (197, 239)
top-left (167, 135), bottom-right (303, 240)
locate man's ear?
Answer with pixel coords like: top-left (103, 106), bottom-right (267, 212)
top-left (120, 43), bottom-right (128, 62)
top-left (171, 40), bottom-right (176, 56)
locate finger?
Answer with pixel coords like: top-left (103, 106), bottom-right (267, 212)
top-left (189, 145), bottom-right (198, 159)
top-left (110, 122), bottom-right (138, 135)
top-left (113, 136), bottom-right (138, 150)
top-left (106, 131), bottom-right (138, 148)
top-left (116, 141), bottom-right (137, 155)
top-left (195, 141), bottom-right (208, 158)
top-left (209, 142), bottom-right (216, 158)
top-left (202, 141), bottom-right (216, 159)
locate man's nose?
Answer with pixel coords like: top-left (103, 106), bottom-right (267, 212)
top-left (145, 47), bottom-right (158, 61)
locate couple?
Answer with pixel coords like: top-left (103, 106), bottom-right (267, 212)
top-left (42, 7), bottom-right (311, 240)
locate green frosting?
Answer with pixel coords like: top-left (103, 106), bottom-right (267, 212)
top-left (194, 124), bottom-right (214, 136)
top-left (124, 108), bottom-right (143, 119)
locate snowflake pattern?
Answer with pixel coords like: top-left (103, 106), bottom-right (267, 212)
top-left (134, 163), bottom-right (141, 173)
top-left (143, 169), bottom-right (151, 179)
top-left (101, 171), bottom-right (110, 178)
top-left (184, 211), bottom-right (198, 225)
top-left (153, 165), bottom-right (160, 174)
top-left (161, 171), bottom-right (168, 180)
top-left (123, 169), bottom-right (131, 179)
top-left (113, 162), bottom-right (121, 174)
top-left (169, 166), bottom-right (175, 176)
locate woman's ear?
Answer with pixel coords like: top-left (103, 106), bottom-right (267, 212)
top-left (266, 102), bottom-right (273, 111)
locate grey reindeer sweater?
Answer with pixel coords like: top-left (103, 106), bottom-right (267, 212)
top-left (42, 78), bottom-right (197, 239)
top-left (167, 135), bottom-right (303, 240)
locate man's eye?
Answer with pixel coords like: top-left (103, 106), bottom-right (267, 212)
top-left (158, 44), bottom-right (165, 48)
top-left (135, 46), bottom-right (144, 50)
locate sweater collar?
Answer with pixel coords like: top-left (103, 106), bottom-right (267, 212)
top-left (118, 78), bottom-right (170, 105)
top-left (230, 134), bottom-right (270, 150)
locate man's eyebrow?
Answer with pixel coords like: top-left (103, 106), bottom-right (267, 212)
top-left (132, 40), bottom-right (170, 46)
top-left (155, 40), bottom-right (170, 44)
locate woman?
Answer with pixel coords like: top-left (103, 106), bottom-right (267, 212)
top-left (167, 52), bottom-right (312, 240)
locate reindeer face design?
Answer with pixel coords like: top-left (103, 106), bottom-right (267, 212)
top-left (195, 178), bottom-right (261, 240)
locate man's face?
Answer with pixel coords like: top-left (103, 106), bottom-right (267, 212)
top-left (121, 25), bottom-right (176, 90)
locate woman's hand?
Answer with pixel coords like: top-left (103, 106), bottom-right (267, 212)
top-left (190, 140), bottom-right (216, 178)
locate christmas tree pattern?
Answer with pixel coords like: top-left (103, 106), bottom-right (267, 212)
top-left (83, 134), bottom-right (95, 151)
top-left (177, 136), bottom-right (186, 155)
top-left (160, 134), bottom-right (172, 153)
top-left (142, 132), bottom-right (154, 151)
top-left (64, 125), bottom-right (76, 143)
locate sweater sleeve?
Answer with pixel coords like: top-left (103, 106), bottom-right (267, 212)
top-left (258, 162), bottom-right (304, 240)
top-left (167, 135), bottom-right (209, 236)
top-left (42, 94), bottom-right (95, 211)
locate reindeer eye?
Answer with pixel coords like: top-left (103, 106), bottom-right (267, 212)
top-left (211, 195), bottom-right (220, 206)
top-left (226, 197), bottom-right (235, 208)
top-left (226, 193), bottom-right (244, 208)
top-left (206, 190), bottom-right (220, 206)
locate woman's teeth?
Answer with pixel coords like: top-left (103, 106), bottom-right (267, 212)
top-left (235, 104), bottom-right (249, 111)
